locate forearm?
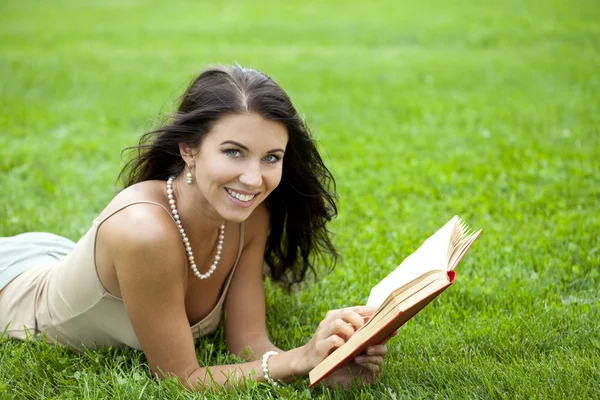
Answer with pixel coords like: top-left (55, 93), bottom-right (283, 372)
top-left (228, 333), bottom-right (282, 362)
top-left (185, 345), bottom-right (310, 391)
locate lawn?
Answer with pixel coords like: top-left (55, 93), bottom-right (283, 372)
top-left (1, 0), bottom-right (599, 398)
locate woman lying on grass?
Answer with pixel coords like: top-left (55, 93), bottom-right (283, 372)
top-left (0, 65), bottom-right (389, 391)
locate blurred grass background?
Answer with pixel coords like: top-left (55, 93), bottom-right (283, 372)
top-left (1, 0), bottom-right (599, 398)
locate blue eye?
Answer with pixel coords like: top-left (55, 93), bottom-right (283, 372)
top-left (223, 148), bottom-right (242, 157)
top-left (263, 154), bottom-right (281, 163)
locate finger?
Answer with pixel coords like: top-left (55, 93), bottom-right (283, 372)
top-left (363, 370), bottom-right (375, 384)
top-left (317, 334), bottom-right (345, 355)
top-left (334, 317), bottom-right (356, 338)
top-left (324, 308), bottom-right (367, 331)
top-left (318, 318), bottom-right (356, 339)
top-left (362, 362), bottom-right (380, 376)
top-left (324, 308), bottom-right (364, 328)
top-left (350, 306), bottom-right (378, 317)
top-left (354, 355), bottom-right (384, 365)
top-left (340, 307), bottom-right (372, 330)
top-left (365, 344), bottom-right (387, 356)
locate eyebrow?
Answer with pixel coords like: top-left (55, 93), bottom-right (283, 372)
top-left (220, 140), bottom-right (285, 154)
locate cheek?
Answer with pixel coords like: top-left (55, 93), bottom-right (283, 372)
top-left (265, 167), bottom-right (283, 191)
top-left (211, 169), bottom-right (236, 185)
top-left (199, 159), bottom-right (238, 185)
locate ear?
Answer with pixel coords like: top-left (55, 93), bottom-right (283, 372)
top-left (178, 143), bottom-right (197, 166)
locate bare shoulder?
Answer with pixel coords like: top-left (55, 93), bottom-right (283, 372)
top-left (105, 202), bottom-right (178, 244)
top-left (100, 180), bottom-right (177, 246)
top-left (99, 195), bottom-right (186, 279)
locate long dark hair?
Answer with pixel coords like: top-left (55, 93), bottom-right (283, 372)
top-left (119, 65), bottom-right (338, 288)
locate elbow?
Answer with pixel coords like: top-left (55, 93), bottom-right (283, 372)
top-left (226, 333), bottom-right (271, 361)
top-left (226, 337), bottom-right (260, 361)
top-left (152, 363), bottom-right (201, 392)
top-left (226, 342), bottom-right (253, 360)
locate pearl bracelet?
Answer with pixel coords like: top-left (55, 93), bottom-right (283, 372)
top-left (261, 350), bottom-right (282, 388)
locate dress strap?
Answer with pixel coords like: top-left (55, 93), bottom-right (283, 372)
top-left (96, 200), bottom-right (245, 287)
top-left (95, 199), bottom-right (244, 294)
top-left (221, 222), bottom-right (245, 291)
top-left (94, 201), bottom-right (176, 226)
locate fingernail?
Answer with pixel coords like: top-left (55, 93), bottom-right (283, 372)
top-left (355, 356), bottom-right (365, 363)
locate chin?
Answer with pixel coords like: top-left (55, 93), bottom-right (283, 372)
top-left (224, 214), bottom-right (251, 224)
top-left (219, 208), bottom-right (255, 224)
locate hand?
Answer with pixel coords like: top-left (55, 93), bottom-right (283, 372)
top-left (297, 306), bottom-right (377, 374)
top-left (322, 330), bottom-right (397, 389)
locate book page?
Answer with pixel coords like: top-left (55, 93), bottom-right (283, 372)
top-left (363, 271), bottom-right (446, 331)
top-left (448, 229), bottom-right (482, 270)
top-left (309, 272), bottom-right (453, 386)
top-left (358, 270), bottom-right (442, 333)
top-left (366, 216), bottom-right (459, 307)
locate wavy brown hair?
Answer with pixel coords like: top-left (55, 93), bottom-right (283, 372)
top-left (118, 65), bottom-right (338, 288)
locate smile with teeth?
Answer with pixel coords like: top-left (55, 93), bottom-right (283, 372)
top-left (226, 188), bottom-right (257, 202)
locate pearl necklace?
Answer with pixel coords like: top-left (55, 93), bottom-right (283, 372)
top-left (167, 176), bottom-right (225, 280)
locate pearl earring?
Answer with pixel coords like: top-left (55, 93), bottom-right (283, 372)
top-left (186, 164), bottom-right (193, 184)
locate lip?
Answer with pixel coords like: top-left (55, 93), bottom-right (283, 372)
top-left (225, 187), bottom-right (259, 196)
top-left (224, 187), bottom-right (261, 208)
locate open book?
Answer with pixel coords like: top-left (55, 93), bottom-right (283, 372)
top-left (309, 216), bottom-right (482, 386)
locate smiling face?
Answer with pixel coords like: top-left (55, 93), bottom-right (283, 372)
top-left (187, 112), bottom-right (289, 223)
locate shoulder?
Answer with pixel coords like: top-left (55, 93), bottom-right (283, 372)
top-left (99, 199), bottom-right (186, 278)
top-left (109, 206), bottom-right (187, 284)
top-left (106, 202), bottom-right (178, 244)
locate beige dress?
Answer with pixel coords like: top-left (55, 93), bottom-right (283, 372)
top-left (0, 201), bottom-right (244, 352)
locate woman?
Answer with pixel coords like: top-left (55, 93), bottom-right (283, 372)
top-left (0, 65), bottom-right (389, 391)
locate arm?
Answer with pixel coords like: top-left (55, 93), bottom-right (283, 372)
top-left (107, 205), bottom-right (385, 391)
top-left (222, 205), bottom-right (390, 387)
top-left (106, 205), bottom-right (308, 390)
top-left (223, 204), bottom-right (279, 360)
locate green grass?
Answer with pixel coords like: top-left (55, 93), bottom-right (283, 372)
top-left (1, 0), bottom-right (599, 398)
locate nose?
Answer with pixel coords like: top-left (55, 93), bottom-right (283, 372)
top-left (239, 162), bottom-right (262, 188)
